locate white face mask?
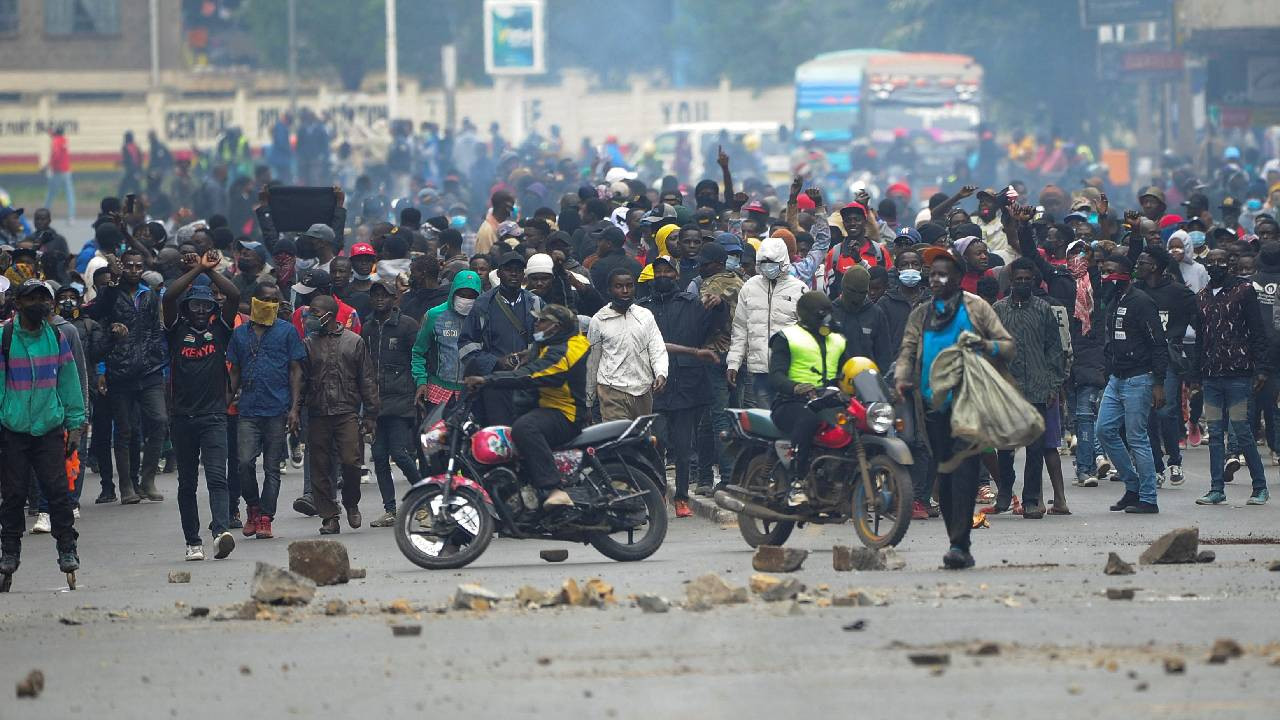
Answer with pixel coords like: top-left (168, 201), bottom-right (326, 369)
top-left (759, 262), bottom-right (782, 280)
top-left (452, 297), bottom-right (475, 315)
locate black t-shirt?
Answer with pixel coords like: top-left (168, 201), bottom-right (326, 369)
top-left (167, 316), bottom-right (232, 416)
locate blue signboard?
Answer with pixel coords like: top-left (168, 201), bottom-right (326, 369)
top-left (484, 0), bottom-right (545, 75)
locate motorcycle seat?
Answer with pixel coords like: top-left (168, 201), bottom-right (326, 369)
top-left (555, 419), bottom-right (634, 449)
top-left (739, 409), bottom-right (785, 439)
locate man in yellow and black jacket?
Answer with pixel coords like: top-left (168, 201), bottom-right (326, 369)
top-left (465, 304), bottom-right (588, 506)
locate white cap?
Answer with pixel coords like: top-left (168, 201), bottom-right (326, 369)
top-left (526, 253), bottom-right (554, 276)
top-left (605, 167), bottom-right (637, 183)
top-left (914, 208), bottom-right (932, 226)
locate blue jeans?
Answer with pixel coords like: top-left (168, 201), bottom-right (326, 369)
top-left (372, 416), bottom-right (419, 512)
top-left (43, 171), bottom-right (75, 219)
top-left (238, 415), bottom-right (287, 518)
top-left (1096, 374), bottom-right (1158, 504)
top-left (1073, 385), bottom-right (1102, 479)
top-left (173, 414), bottom-right (230, 546)
top-left (749, 372), bottom-right (773, 409)
top-left (1204, 377), bottom-right (1268, 492)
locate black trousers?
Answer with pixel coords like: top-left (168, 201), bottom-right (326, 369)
top-left (511, 409), bottom-right (577, 490)
top-left (1, 429), bottom-right (78, 554)
top-left (657, 406), bottom-right (705, 500)
top-left (772, 399), bottom-right (822, 479)
top-left (924, 409), bottom-right (981, 553)
top-left (996, 402), bottom-right (1047, 507)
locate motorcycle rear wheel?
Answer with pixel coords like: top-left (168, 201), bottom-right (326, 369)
top-left (587, 463), bottom-right (668, 562)
top-left (395, 485), bottom-right (494, 570)
top-left (736, 453), bottom-right (795, 548)
top-left (851, 455), bottom-right (912, 548)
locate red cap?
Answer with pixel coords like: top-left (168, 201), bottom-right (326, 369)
top-left (887, 182), bottom-right (912, 198)
top-left (841, 201), bottom-right (868, 215)
top-left (743, 201), bottom-right (767, 215)
top-left (1157, 214), bottom-right (1183, 230)
top-left (796, 193), bottom-right (816, 211)
top-left (350, 242), bottom-right (376, 257)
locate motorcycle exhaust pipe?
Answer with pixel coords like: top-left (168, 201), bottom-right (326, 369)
top-left (714, 491), bottom-right (803, 522)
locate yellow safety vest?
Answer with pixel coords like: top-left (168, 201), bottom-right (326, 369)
top-left (781, 325), bottom-right (845, 386)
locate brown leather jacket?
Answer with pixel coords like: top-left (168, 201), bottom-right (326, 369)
top-left (301, 327), bottom-right (380, 417)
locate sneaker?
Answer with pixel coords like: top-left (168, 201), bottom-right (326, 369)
top-left (370, 511), bottom-right (396, 527)
top-left (72, 507), bottom-right (80, 519)
top-left (942, 546), bottom-right (975, 569)
top-left (1156, 471), bottom-right (1165, 489)
top-left (1168, 464), bottom-right (1184, 486)
top-left (213, 531), bottom-right (235, 560)
top-left (293, 495), bottom-right (317, 517)
top-left (1224, 455), bottom-right (1241, 483)
top-left (94, 491), bottom-right (116, 504)
top-left (1022, 506), bottom-right (1045, 519)
top-left (911, 500), bottom-right (929, 520)
top-left (1110, 491), bottom-right (1139, 511)
top-left (185, 544), bottom-right (205, 561)
top-left (32, 513), bottom-right (51, 534)
top-left (1096, 455), bottom-right (1113, 479)
top-left (360, 466), bottom-right (373, 485)
top-left (229, 510), bottom-right (243, 530)
top-left (319, 517), bottom-right (341, 535)
top-left (673, 499), bottom-right (693, 518)
top-left (242, 507), bottom-right (260, 537)
top-left (1078, 474), bottom-right (1099, 488)
top-left (1195, 490), bottom-right (1227, 505)
top-left (1187, 422), bottom-right (1203, 447)
top-left (255, 515), bottom-right (274, 539)
top-left (1271, 453), bottom-right (1280, 467)
top-left (980, 502), bottom-right (1011, 515)
top-left (1124, 501), bottom-right (1159, 514)
top-left (289, 437), bottom-right (304, 468)
top-left (57, 550), bottom-right (79, 573)
top-left (926, 500), bottom-right (941, 518)
top-left (976, 485), bottom-right (996, 504)
top-left (1247, 488), bottom-right (1270, 505)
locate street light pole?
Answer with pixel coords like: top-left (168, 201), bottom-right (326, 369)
top-left (386, 0), bottom-right (399, 120)
top-left (287, 0), bottom-right (298, 117)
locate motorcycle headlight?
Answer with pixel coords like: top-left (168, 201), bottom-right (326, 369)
top-left (867, 402), bottom-right (895, 434)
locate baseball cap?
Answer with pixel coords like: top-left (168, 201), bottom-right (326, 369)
top-left (526, 253), bottom-right (554, 275)
top-left (532, 303), bottom-right (576, 329)
top-left (894, 227), bottom-right (923, 246)
top-left (349, 242), bottom-right (376, 257)
top-left (0, 206), bottom-right (24, 222)
top-left (591, 225), bottom-right (626, 248)
top-left (921, 246), bottom-right (961, 267)
top-left (743, 201), bottom-right (767, 215)
top-left (1064, 211), bottom-right (1090, 224)
top-left (642, 203), bottom-right (678, 226)
top-left (1158, 214), bottom-right (1184, 230)
top-left (181, 283), bottom-right (216, 308)
top-left (716, 231), bottom-right (743, 254)
top-left (604, 167), bottom-right (638, 183)
top-left (497, 220), bottom-right (524, 239)
top-left (237, 239), bottom-right (271, 266)
top-left (15, 278), bottom-right (52, 298)
top-left (796, 193), bottom-right (816, 211)
top-left (976, 188), bottom-right (1001, 202)
top-left (1219, 196), bottom-right (1241, 211)
top-left (302, 223), bottom-right (336, 244)
top-left (697, 242), bottom-right (728, 265)
top-left (1138, 186), bottom-right (1166, 204)
top-left (291, 268), bottom-right (331, 295)
top-left (651, 255), bottom-right (675, 269)
top-left (694, 207), bottom-right (717, 228)
top-left (369, 277), bottom-right (398, 295)
top-left (841, 201), bottom-right (868, 216)
top-left (498, 251), bottom-right (526, 269)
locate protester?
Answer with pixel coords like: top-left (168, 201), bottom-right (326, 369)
top-left (459, 253), bottom-right (541, 426)
top-left (587, 268), bottom-right (668, 422)
top-left (362, 279), bottom-right (422, 527)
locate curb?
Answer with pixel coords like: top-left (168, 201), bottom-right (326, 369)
top-left (689, 494), bottom-right (738, 525)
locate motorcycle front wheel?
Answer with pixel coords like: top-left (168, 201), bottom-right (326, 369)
top-left (850, 454), bottom-right (912, 548)
top-left (736, 453), bottom-right (795, 548)
top-left (395, 484), bottom-right (495, 570)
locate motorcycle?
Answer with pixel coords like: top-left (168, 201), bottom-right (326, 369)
top-left (715, 358), bottom-right (913, 549)
top-left (395, 393), bottom-right (668, 570)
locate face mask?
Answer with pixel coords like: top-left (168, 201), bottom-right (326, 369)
top-left (20, 303), bottom-right (48, 324)
top-left (57, 298), bottom-right (80, 319)
top-left (1206, 265), bottom-right (1229, 283)
top-left (652, 277), bottom-right (676, 295)
top-left (842, 291), bottom-right (867, 309)
top-left (249, 298), bottom-right (279, 326)
top-left (511, 204), bottom-right (521, 218)
top-left (304, 318), bottom-right (323, 336)
top-left (1011, 283), bottom-right (1034, 300)
top-left (725, 255), bottom-right (741, 272)
top-left (898, 269), bottom-right (922, 287)
top-left (295, 257), bottom-right (318, 272)
top-left (611, 297), bottom-right (633, 312)
top-left (452, 297), bottom-right (475, 315)
top-left (353, 271), bottom-right (374, 282)
top-left (759, 262), bottom-right (782, 280)
top-left (1188, 231), bottom-right (1206, 248)
top-left (532, 329), bottom-right (549, 342)
top-left (236, 258), bottom-right (258, 274)
top-left (450, 215), bottom-right (467, 229)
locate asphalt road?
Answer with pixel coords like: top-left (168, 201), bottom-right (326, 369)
top-left (2, 444), bottom-right (1279, 719)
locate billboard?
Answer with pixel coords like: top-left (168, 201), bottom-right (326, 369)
top-left (484, 0), bottom-right (545, 76)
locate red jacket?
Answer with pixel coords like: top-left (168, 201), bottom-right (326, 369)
top-left (50, 135), bottom-right (70, 173)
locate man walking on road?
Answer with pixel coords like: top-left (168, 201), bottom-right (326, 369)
top-left (0, 279), bottom-right (86, 582)
top-left (300, 295), bottom-right (379, 535)
top-left (362, 279), bottom-right (421, 527)
top-left (162, 252), bottom-right (241, 561)
top-left (588, 269), bottom-right (668, 421)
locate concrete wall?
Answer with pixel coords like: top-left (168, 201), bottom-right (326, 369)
top-left (0, 0), bottom-right (182, 73)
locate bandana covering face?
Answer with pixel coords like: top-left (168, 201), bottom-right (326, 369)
top-left (274, 254), bottom-right (297, 287)
top-left (249, 297), bottom-right (280, 326)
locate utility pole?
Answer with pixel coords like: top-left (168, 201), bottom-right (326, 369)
top-left (385, 0), bottom-right (399, 120)
top-left (148, 0), bottom-right (159, 87)
top-left (287, 0), bottom-right (298, 117)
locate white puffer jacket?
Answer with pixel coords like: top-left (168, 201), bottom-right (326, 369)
top-left (727, 237), bottom-right (806, 373)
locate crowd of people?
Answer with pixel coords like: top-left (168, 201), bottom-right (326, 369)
top-left (1, 113), bottom-right (1279, 577)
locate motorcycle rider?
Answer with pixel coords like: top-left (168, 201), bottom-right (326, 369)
top-left (769, 290), bottom-right (852, 506)
top-left (464, 304), bottom-right (589, 508)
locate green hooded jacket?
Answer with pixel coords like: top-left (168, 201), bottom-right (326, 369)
top-left (412, 270), bottom-right (482, 391)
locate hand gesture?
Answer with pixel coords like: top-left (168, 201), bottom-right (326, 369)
top-left (854, 189), bottom-right (871, 207)
top-left (1098, 192), bottom-right (1109, 216)
top-left (958, 185), bottom-right (977, 199)
top-left (1123, 210), bottom-right (1141, 229)
top-left (804, 187), bottom-right (823, 208)
top-left (333, 185), bottom-right (345, 207)
top-left (199, 250), bottom-right (221, 271)
top-left (717, 145), bottom-right (730, 170)
top-left (702, 293), bottom-right (723, 310)
top-left (731, 192), bottom-right (749, 212)
top-left (789, 175), bottom-right (804, 201)
top-left (1010, 204), bottom-right (1034, 224)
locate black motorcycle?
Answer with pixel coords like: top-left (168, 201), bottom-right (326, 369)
top-left (395, 393), bottom-right (668, 569)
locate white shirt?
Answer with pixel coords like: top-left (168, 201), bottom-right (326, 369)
top-left (587, 303), bottom-right (669, 397)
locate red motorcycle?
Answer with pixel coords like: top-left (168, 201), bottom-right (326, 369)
top-left (716, 357), bottom-right (914, 548)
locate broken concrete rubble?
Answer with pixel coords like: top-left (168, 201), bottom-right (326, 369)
top-left (287, 539), bottom-right (351, 586)
top-left (752, 545), bottom-right (808, 573)
top-left (250, 562), bottom-right (315, 606)
top-left (1139, 527), bottom-right (1199, 565)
